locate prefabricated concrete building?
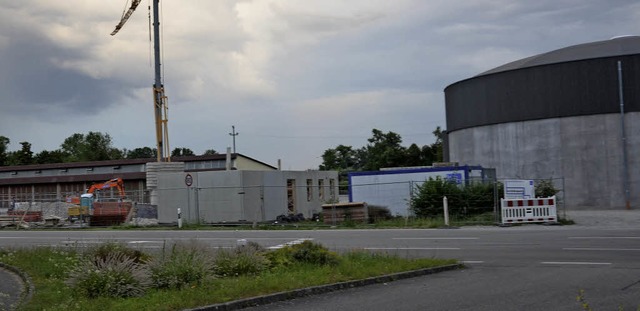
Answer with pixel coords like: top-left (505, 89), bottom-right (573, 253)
top-left (444, 36), bottom-right (640, 210)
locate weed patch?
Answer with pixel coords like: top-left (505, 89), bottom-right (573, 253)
top-left (1, 241), bottom-right (456, 311)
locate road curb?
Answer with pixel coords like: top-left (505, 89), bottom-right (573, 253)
top-left (0, 262), bottom-right (35, 310)
top-left (187, 263), bottom-right (463, 311)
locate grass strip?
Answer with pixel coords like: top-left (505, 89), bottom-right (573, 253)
top-left (1, 247), bottom-right (456, 311)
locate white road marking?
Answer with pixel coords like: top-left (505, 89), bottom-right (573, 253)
top-left (541, 261), bottom-right (612, 265)
top-left (568, 236), bottom-right (640, 239)
top-left (563, 248), bottom-right (640, 251)
top-left (364, 247), bottom-right (461, 250)
top-left (268, 238), bottom-right (314, 250)
top-left (392, 237), bottom-right (478, 240)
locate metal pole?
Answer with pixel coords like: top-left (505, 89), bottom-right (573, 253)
top-left (177, 207), bottom-right (182, 228)
top-left (229, 125), bottom-right (239, 153)
top-left (494, 180), bottom-right (499, 224)
top-left (195, 188), bottom-right (200, 224)
top-left (187, 187), bottom-right (192, 223)
top-left (617, 61), bottom-right (631, 210)
top-left (561, 177), bottom-right (567, 219)
top-left (443, 196), bottom-right (449, 227)
top-left (407, 181), bottom-right (413, 226)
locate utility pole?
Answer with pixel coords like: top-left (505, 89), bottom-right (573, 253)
top-left (229, 125), bottom-right (239, 153)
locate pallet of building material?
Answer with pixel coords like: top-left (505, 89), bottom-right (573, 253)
top-left (90, 215), bottom-right (128, 227)
top-left (90, 201), bottom-right (133, 226)
top-left (92, 202), bottom-right (132, 216)
top-left (321, 202), bottom-right (369, 225)
top-left (127, 204), bottom-right (159, 227)
top-left (7, 211), bottom-right (43, 222)
top-left (0, 216), bottom-right (28, 229)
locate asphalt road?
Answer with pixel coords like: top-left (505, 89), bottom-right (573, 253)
top-left (0, 223), bottom-right (639, 310)
top-left (0, 266), bottom-right (23, 310)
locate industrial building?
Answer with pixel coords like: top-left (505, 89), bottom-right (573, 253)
top-left (444, 36), bottom-right (640, 210)
top-left (0, 153), bottom-right (338, 223)
top-left (348, 166), bottom-right (491, 216)
top-left (155, 170), bottom-right (338, 224)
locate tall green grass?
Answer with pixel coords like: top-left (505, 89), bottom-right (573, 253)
top-left (0, 243), bottom-right (456, 311)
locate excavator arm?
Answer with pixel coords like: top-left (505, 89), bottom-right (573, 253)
top-left (87, 178), bottom-right (126, 198)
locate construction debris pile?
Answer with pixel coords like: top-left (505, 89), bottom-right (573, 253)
top-left (1, 179), bottom-right (158, 229)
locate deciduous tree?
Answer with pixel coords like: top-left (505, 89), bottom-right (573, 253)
top-left (126, 147), bottom-right (157, 159)
top-left (60, 132), bottom-right (121, 162)
top-left (171, 148), bottom-right (195, 157)
top-left (0, 136), bottom-right (9, 166)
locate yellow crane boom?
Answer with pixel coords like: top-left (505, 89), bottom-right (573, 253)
top-left (110, 0), bottom-right (171, 162)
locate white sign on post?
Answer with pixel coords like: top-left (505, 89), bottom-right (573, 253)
top-left (504, 180), bottom-right (535, 199)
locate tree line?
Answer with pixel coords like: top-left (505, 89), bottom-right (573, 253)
top-left (0, 132), bottom-right (218, 166)
top-left (319, 127), bottom-right (444, 172)
top-left (1, 127), bottom-right (444, 168)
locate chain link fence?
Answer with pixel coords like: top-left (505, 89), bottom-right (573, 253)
top-left (343, 177), bottom-right (566, 225)
top-left (0, 177), bottom-right (565, 226)
top-left (0, 190), bottom-right (151, 220)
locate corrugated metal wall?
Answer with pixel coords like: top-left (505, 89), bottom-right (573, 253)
top-left (445, 55), bottom-right (640, 132)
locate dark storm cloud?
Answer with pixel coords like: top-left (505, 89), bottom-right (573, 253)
top-left (2, 0), bottom-right (640, 169)
top-left (0, 31), bottom-right (125, 117)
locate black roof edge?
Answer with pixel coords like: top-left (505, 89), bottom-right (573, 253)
top-left (0, 153), bottom-right (277, 172)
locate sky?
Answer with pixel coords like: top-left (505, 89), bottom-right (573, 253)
top-left (1, 0), bottom-right (639, 170)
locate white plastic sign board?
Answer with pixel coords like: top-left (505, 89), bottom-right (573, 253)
top-left (504, 180), bottom-right (534, 199)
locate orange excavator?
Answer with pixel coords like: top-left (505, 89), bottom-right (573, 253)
top-left (68, 178), bottom-right (127, 221)
top-left (86, 178), bottom-right (126, 198)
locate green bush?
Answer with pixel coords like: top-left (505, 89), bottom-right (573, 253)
top-left (149, 241), bottom-right (215, 289)
top-left (411, 177), bottom-right (497, 218)
top-left (535, 179), bottom-right (559, 198)
top-left (65, 252), bottom-right (150, 298)
top-left (460, 182), bottom-right (495, 216)
top-left (87, 242), bottom-right (150, 265)
top-left (410, 177), bottom-right (463, 218)
top-left (267, 241), bottom-right (339, 267)
top-left (265, 246), bottom-right (295, 268)
top-left (368, 205), bottom-right (392, 223)
top-left (213, 245), bottom-right (270, 277)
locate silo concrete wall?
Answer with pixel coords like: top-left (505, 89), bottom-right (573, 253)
top-left (448, 112), bottom-right (639, 209)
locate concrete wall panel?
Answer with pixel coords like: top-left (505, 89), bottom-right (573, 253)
top-left (448, 113), bottom-right (638, 209)
top-left (156, 170), bottom-right (339, 223)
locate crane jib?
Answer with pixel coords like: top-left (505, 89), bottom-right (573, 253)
top-left (110, 0), bottom-right (142, 36)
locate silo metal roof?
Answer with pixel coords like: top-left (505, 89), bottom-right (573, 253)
top-left (477, 35), bottom-right (640, 76)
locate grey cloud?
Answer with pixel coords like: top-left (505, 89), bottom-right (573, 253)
top-left (0, 33), bottom-right (120, 116)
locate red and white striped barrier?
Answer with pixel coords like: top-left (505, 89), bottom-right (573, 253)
top-left (501, 196), bottom-right (557, 224)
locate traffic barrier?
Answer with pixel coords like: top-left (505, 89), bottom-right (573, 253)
top-left (501, 196), bottom-right (557, 224)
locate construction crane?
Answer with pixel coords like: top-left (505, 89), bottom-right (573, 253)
top-left (111, 0), bottom-right (171, 162)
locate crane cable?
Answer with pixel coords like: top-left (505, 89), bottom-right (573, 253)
top-left (160, 0), bottom-right (166, 86)
top-left (119, 0), bottom-right (130, 20)
top-left (148, 0), bottom-right (152, 67)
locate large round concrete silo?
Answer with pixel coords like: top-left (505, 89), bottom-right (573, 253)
top-left (444, 36), bottom-right (640, 210)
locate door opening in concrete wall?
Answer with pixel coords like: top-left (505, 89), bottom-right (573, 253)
top-left (318, 179), bottom-right (325, 201)
top-left (287, 179), bottom-right (296, 214)
top-left (329, 179), bottom-right (336, 201)
top-left (306, 179), bottom-right (313, 202)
